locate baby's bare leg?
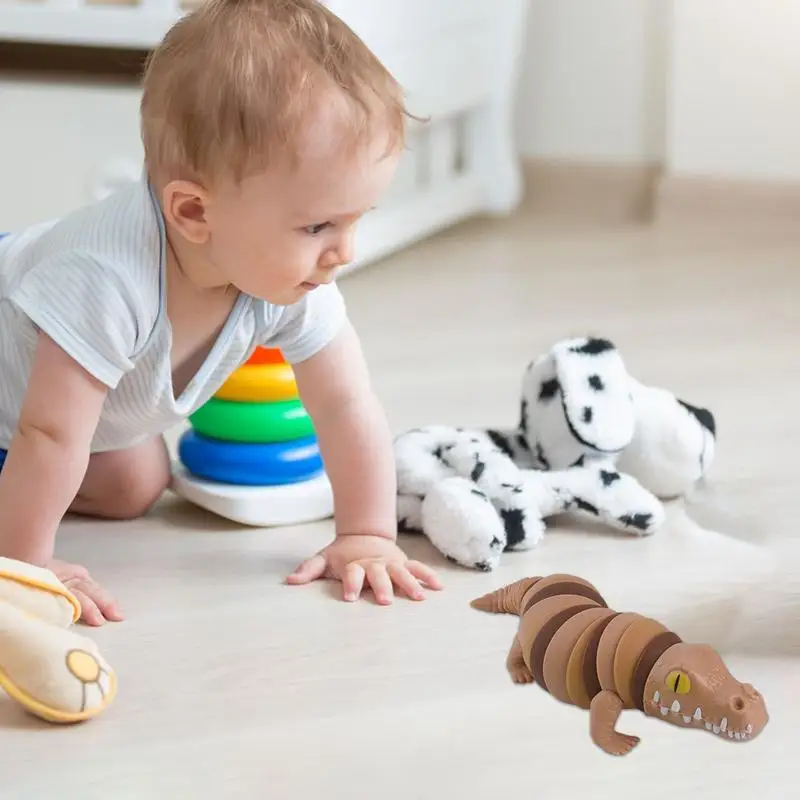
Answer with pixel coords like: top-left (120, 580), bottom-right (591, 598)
top-left (70, 437), bottom-right (171, 520)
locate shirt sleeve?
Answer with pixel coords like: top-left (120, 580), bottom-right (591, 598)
top-left (261, 282), bottom-right (348, 364)
top-left (8, 251), bottom-right (143, 388)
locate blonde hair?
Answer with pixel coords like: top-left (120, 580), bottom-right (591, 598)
top-left (140, 0), bottom-right (409, 185)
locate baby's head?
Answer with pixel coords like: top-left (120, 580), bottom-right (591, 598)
top-left (140, 0), bottom-right (408, 304)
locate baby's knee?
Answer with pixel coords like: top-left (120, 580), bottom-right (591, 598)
top-left (108, 465), bottom-right (171, 520)
top-left (77, 441), bottom-right (172, 520)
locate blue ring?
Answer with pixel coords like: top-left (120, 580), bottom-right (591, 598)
top-left (178, 430), bottom-right (324, 486)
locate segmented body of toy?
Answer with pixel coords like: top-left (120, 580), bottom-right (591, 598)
top-left (471, 574), bottom-right (769, 756)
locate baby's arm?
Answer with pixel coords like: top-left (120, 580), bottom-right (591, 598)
top-left (0, 332), bottom-right (108, 565)
top-left (288, 320), bottom-right (442, 603)
top-left (292, 319), bottom-right (396, 539)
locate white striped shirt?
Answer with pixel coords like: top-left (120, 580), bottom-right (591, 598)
top-left (0, 175), bottom-right (346, 452)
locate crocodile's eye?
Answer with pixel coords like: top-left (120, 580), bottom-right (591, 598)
top-left (666, 670), bottom-right (692, 694)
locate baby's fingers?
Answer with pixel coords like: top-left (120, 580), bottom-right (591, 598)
top-left (387, 563), bottom-right (425, 602)
top-left (72, 586), bottom-right (106, 627)
top-left (286, 553), bottom-right (327, 585)
top-left (405, 560), bottom-right (443, 591)
top-left (343, 563), bottom-right (366, 602)
top-left (72, 579), bottom-right (124, 626)
top-left (366, 562), bottom-right (394, 606)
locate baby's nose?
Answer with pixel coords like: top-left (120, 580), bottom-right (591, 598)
top-left (322, 233), bottom-right (354, 268)
top-left (318, 253), bottom-right (340, 271)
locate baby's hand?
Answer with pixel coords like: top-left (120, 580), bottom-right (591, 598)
top-left (286, 534), bottom-right (443, 605)
top-left (49, 559), bottom-right (125, 627)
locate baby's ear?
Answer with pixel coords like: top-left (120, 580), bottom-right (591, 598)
top-left (160, 179), bottom-right (211, 244)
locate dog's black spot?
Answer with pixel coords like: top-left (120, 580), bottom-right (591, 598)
top-left (490, 536), bottom-right (503, 548)
top-left (582, 407), bottom-right (593, 425)
top-left (678, 400), bottom-right (716, 437)
top-left (446, 555), bottom-right (459, 566)
top-left (470, 437), bottom-right (482, 445)
top-left (500, 508), bottom-right (527, 548)
top-left (471, 488), bottom-right (488, 500)
top-left (471, 460), bottom-right (486, 483)
top-left (486, 430), bottom-right (515, 457)
top-left (535, 443), bottom-right (551, 470)
top-left (572, 455), bottom-right (586, 468)
top-left (619, 513), bottom-right (653, 531)
top-left (574, 497), bottom-right (599, 516)
top-left (520, 399), bottom-right (529, 434)
top-left (600, 469), bottom-right (621, 487)
top-left (538, 378), bottom-right (560, 401)
top-left (433, 446), bottom-right (447, 462)
top-left (588, 374), bottom-right (605, 391)
top-left (516, 433), bottom-right (529, 451)
top-left (502, 482), bottom-right (524, 495)
top-left (570, 338), bottom-right (615, 356)
top-left (474, 561), bottom-right (493, 572)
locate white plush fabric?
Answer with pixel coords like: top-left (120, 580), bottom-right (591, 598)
top-left (394, 337), bottom-right (719, 570)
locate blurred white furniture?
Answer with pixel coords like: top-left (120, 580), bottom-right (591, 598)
top-left (0, 0), bottom-right (529, 272)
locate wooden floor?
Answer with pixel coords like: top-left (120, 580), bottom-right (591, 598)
top-left (2, 202), bottom-right (798, 798)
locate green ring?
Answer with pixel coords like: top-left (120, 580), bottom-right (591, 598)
top-left (189, 397), bottom-right (314, 443)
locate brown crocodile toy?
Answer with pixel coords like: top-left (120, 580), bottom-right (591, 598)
top-left (471, 574), bottom-right (769, 756)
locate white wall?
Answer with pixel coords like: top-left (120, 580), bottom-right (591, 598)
top-left (515, 0), bottom-right (800, 184)
top-left (665, 0), bottom-right (800, 183)
top-left (0, 79), bottom-right (143, 228)
top-left (515, 0), bottom-right (666, 165)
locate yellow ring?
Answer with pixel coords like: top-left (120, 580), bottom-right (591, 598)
top-left (215, 363), bottom-right (298, 402)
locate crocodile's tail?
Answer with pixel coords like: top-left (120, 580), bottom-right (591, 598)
top-left (470, 577), bottom-right (541, 615)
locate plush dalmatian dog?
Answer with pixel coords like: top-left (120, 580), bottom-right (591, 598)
top-left (394, 337), bottom-right (717, 571)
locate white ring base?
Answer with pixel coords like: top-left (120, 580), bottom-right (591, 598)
top-left (171, 464), bottom-right (334, 527)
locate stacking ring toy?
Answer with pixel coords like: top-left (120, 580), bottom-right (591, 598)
top-left (189, 397), bottom-right (314, 443)
top-left (215, 363), bottom-right (298, 403)
top-left (178, 430), bottom-right (323, 485)
top-left (246, 347), bottom-right (285, 366)
top-left (171, 464), bottom-right (334, 527)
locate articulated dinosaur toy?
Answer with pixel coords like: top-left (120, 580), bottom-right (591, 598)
top-left (471, 574), bottom-right (769, 756)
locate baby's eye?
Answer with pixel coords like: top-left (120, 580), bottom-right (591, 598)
top-left (665, 670), bottom-right (692, 694)
top-left (303, 222), bottom-right (331, 235)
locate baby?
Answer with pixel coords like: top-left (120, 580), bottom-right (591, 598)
top-left (0, 0), bottom-right (442, 625)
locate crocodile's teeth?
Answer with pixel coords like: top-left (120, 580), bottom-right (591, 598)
top-left (720, 717), bottom-right (728, 733)
top-left (694, 707), bottom-right (702, 720)
top-left (713, 725), bottom-right (720, 734)
top-left (660, 706), bottom-right (669, 716)
top-left (734, 732), bottom-right (741, 740)
top-left (705, 722), bottom-right (713, 731)
top-left (745, 724), bottom-right (753, 733)
top-left (653, 691), bottom-right (660, 703)
top-left (671, 700), bottom-right (681, 714)
top-left (683, 716), bottom-right (692, 724)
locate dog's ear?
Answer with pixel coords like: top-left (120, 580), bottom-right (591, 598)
top-left (677, 399), bottom-right (716, 438)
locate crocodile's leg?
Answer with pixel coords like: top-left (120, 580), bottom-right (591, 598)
top-left (589, 690), bottom-right (641, 756)
top-left (506, 634), bottom-right (533, 684)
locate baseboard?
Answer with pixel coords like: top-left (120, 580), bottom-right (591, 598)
top-left (521, 158), bottom-right (662, 223)
top-left (656, 173), bottom-right (800, 227)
